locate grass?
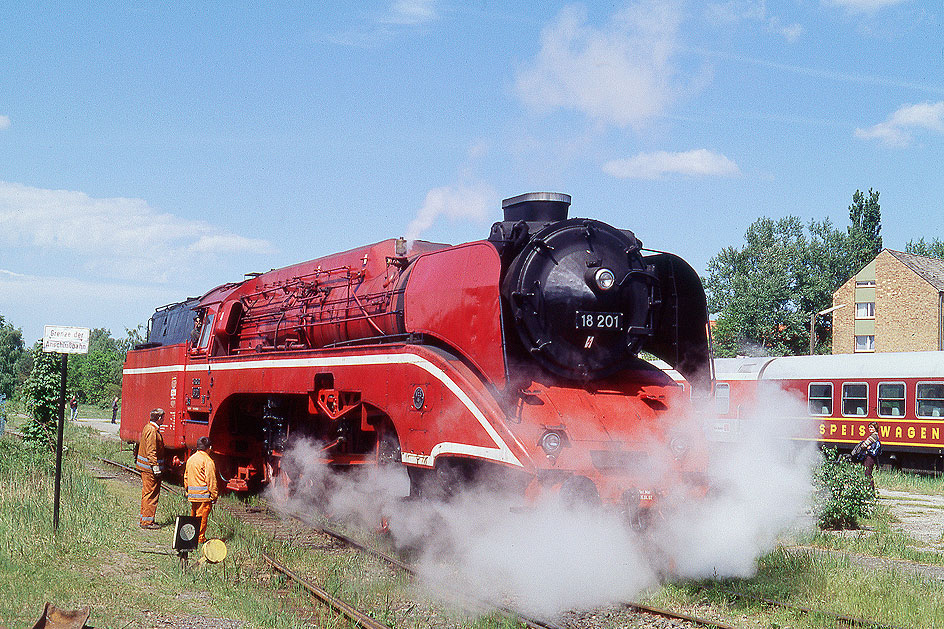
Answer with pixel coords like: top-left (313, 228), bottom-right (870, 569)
top-left (651, 547), bottom-right (944, 628)
top-left (877, 468), bottom-right (944, 495)
top-left (3, 410), bottom-right (944, 628)
top-left (0, 415), bottom-right (322, 629)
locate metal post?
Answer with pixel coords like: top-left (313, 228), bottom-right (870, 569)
top-left (809, 312), bottom-right (816, 355)
top-left (53, 353), bottom-right (67, 531)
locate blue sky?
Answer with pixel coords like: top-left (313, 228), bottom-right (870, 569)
top-left (1, 0), bottom-right (942, 344)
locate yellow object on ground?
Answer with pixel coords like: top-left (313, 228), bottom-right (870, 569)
top-left (202, 539), bottom-right (227, 563)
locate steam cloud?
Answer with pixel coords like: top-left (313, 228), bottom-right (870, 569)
top-left (403, 184), bottom-right (494, 243)
top-left (266, 384), bottom-right (817, 619)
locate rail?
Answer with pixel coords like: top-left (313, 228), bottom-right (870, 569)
top-left (261, 551), bottom-right (392, 629)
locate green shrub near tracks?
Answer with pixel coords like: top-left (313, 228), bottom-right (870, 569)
top-left (814, 447), bottom-right (876, 530)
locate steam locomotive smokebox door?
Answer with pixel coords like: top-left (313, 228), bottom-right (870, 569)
top-left (501, 216), bottom-right (655, 380)
top-left (173, 516), bottom-right (201, 551)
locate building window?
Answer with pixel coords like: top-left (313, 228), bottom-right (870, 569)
top-left (713, 383), bottom-right (730, 415)
top-left (878, 382), bottom-right (905, 417)
top-left (842, 383), bottom-right (869, 416)
top-left (856, 280), bottom-right (876, 287)
top-left (809, 383), bottom-right (833, 416)
top-left (855, 302), bottom-right (875, 319)
top-left (916, 382), bottom-right (944, 418)
top-left (854, 335), bottom-right (875, 352)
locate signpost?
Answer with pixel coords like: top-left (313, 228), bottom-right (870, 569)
top-left (42, 325), bottom-right (90, 531)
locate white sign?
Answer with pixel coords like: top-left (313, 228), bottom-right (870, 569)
top-left (43, 326), bottom-right (91, 354)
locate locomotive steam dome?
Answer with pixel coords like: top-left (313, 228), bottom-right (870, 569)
top-left (499, 193), bottom-right (656, 380)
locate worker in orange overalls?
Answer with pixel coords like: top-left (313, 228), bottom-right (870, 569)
top-left (137, 408), bottom-right (166, 529)
top-left (184, 436), bottom-right (219, 544)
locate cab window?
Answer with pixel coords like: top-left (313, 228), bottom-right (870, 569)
top-left (199, 314), bottom-right (215, 348)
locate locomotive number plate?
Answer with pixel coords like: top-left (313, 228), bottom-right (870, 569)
top-left (575, 311), bottom-right (623, 330)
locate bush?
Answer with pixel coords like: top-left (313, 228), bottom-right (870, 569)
top-left (21, 347), bottom-right (62, 447)
top-left (813, 447), bottom-right (876, 529)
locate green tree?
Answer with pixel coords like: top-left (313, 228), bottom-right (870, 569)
top-left (66, 328), bottom-right (126, 407)
top-left (847, 188), bottom-right (882, 272)
top-left (21, 343), bottom-right (62, 445)
top-left (705, 216), bottom-right (850, 357)
top-left (906, 237), bottom-right (944, 259)
top-left (0, 315), bottom-right (26, 399)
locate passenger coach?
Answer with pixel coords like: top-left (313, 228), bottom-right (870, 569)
top-left (713, 352), bottom-right (944, 472)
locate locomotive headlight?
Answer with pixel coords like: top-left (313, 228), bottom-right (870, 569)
top-left (594, 268), bottom-right (616, 291)
top-left (540, 431), bottom-right (563, 455)
top-left (669, 435), bottom-right (690, 460)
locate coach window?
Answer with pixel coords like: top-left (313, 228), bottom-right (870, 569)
top-left (713, 383), bottom-right (730, 415)
top-left (916, 382), bottom-right (944, 418)
top-left (842, 383), bottom-right (868, 416)
top-left (878, 382), bottom-right (905, 417)
top-left (809, 383), bottom-right (832, 416)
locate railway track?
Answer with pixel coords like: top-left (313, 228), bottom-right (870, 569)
top-left (98, 457), bottom-right (918, 629)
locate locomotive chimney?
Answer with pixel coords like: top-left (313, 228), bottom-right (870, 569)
top-left (501, 192), bottom-right (571, 223)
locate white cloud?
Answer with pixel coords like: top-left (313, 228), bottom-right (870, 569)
top-left (379, 0), bottom-right (437, 25)
top-left (603, 149), bottom-right (741, 179)
top-left (705, 2), bottom-right (803, 42)
top-left (0, 115), bottom-right (10, 130)
top-left (824, 0), bottom-right (908, 13)
top-left (855, 101), bottom-right (944, 147)
top-left (404, 182), bottom-right (495, 242)
top-left (0, 268), bottom-right (179, 343)
top-left (515, 2), bottom-right (684, 129)
top-left (0, 181), bottom-right (274, 283)
top-left (319, 0), bottom-right (437, 46)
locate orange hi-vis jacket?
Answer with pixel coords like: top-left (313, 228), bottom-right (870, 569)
top-left (136, 421), bottom-right (165, 473)
top-left (184, 450), bottom-right (219, 503)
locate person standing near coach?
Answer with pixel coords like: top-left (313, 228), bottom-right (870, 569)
top-left (851, 421), bottom-right (882, 492)
top-left (137, 408), bottom-right (166, 529)
top-left (184, 436), bottom-right (219, 544)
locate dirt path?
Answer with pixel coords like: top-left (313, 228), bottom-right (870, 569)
top-left (879, 488), bottom-right (944, 551)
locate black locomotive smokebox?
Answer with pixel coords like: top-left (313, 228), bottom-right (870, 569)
top-left (502, 192), bottom-right (571, 223)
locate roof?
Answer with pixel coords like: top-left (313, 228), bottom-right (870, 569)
top-left (712, 351), bottom-right (944, 381)
top-left (886, 249), bottom-right (944, 292)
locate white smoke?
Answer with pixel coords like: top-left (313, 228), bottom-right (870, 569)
top-left (403, 183), bottom-right (495, 243)
top-left (652, 385), bottom-right (819, 579)
top-left (265, 383), bottom-right (817, 619)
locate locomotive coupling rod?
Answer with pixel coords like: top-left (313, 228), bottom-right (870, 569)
top-left (261, 551), bottom-right (391, 629)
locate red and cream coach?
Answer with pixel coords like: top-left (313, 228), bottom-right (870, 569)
top-left (713, 352), bottom-right (944, 472)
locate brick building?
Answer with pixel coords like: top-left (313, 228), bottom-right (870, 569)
top-left (832, 249), bottom-right (944, 353)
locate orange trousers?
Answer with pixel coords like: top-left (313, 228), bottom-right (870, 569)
top-left (189, 501), bottom-right (213, 543)
top-left (140, 471), bottom-right (161, 526)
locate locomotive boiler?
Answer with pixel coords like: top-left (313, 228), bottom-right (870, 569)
top-left (121, 192), bottom-right (712, 521)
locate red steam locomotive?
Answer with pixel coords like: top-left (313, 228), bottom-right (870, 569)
top-left (712, 352), bottom-right (944, 472)
top-left (121, 192), bottom-right (712, 521)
